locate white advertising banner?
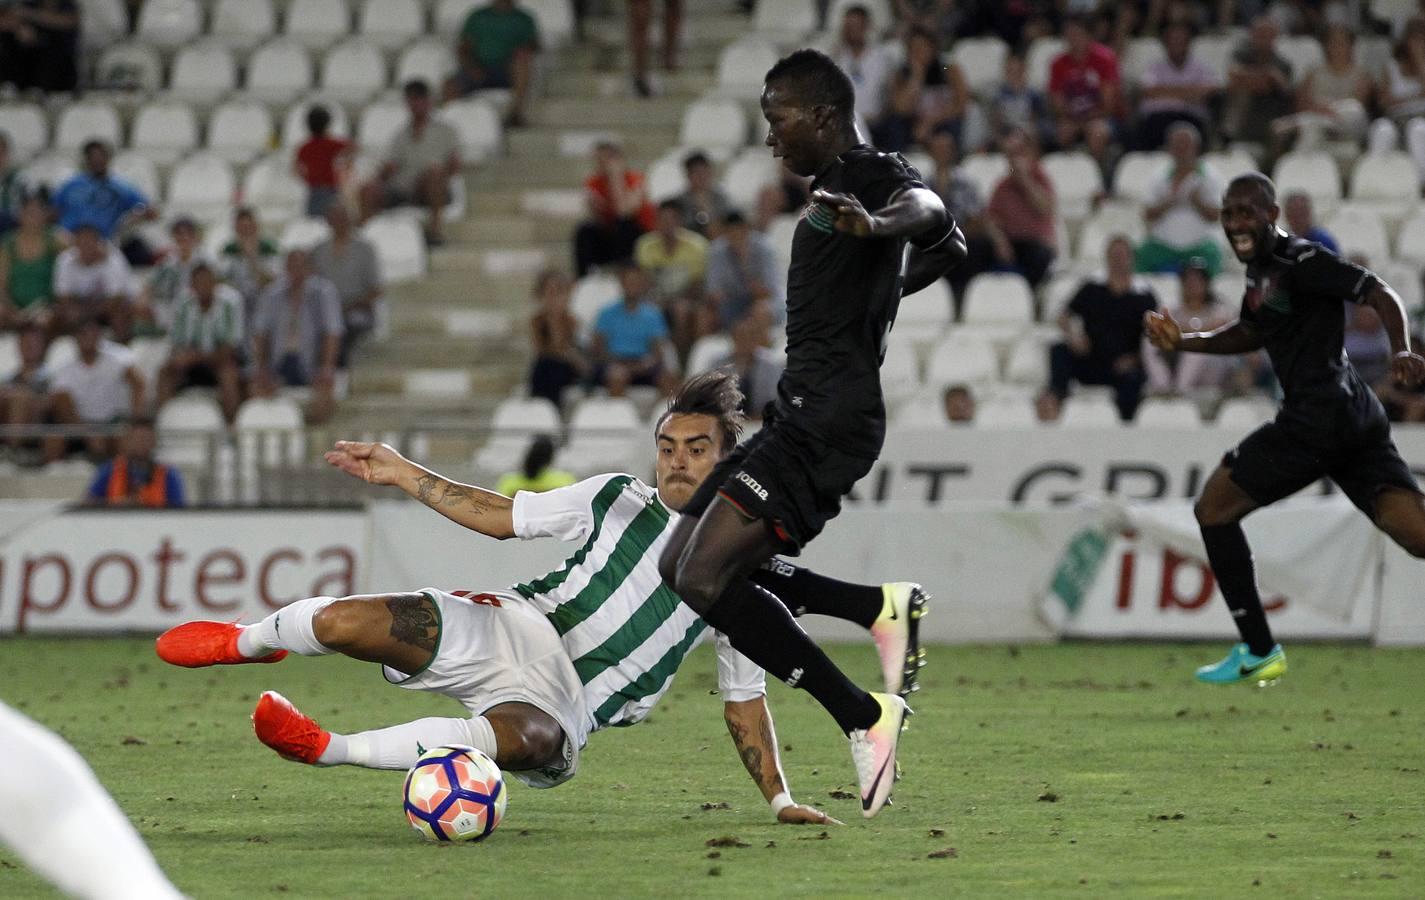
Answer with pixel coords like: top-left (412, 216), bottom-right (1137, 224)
top-left (0, 502), bottom-right (365, 634)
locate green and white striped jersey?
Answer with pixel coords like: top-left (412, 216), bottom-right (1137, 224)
top-left (511, 474), bottom-right (765, 736)
top-left (169, 284), bottom-right (244, 353)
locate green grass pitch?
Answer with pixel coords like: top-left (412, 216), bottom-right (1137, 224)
top-left (1, 638), bottom-right (1422, 898)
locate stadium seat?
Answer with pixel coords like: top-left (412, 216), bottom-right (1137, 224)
top-left (247, 39), bottom-right (316, 104)
top-left (977, 393), bottom-right (1039, 428)
top-left (357, 0), bottom-right (423, 50)
top-left (210, 0), bottom-right (277, 51)
top-left (135, 0), bottom-right (202, 50)
top-left (1273, 151), bottom-right (1342, 211)
top-left (1042, 151), bottom-right (1104, 221)
top-left (562, 397), bottom-right (641, 476)
top-left (0, 104), bottom-right (47, 162)
top-left (1324, 206), bottom-right (1389, 263)
top-left (0, 333), bottom-right (18, 376)
top-left (129, 102), bottom-right (199, 167)
top-left (1377, 260), bottom-right (1423, 313)
top-left (959, 152), bottom-right (1008, 201)
top-left (206, 100), bottom-right (274, 164)
top-left (1113, 151), bottom-right (1168, 204)
top-left (961, 272), bottom-right (1035, 330)
top-left (645, 151), bottom-right (687, 203)
top-left (280, 216), bottom-right (332, 250)
top-left (1202, 148), bottom-right (1257, 183)
top-left (679, 99), bottom-right (747, 155)
top-left (880, 335), bottom-right (921, 407)
top-left (167, 155), bottom-right (236, 223)
top-left (752, 0), bottom-right (817, 41)
top-left (1120, 35), bottom-right (1166, 87)
top-left (168, 42), bottom-right (238, 104)
top-left (54, 101), bottom-right (121, 154)
top-left (571, 273), bottom-right (621, 329)
top-left (473, 397), bottom-right (564, 474)
top-left (895, 277), bottom-right (953, 343)
top-left (924, 333), bottom-right (999, 387)
top-left (951, 36), bottom-right (1009, 97)
top-left (281, 95), bottom-right (353, 147)
top-left (320, 39), bottom-right (388, 104)
top-left (235, 395), bottom-right (306, 468)
top-left (435, 0), bottom-right (480, 33)
top-left (722, 149), bottom-right (781, 212)
top-left (1277, 35), bottom-right (1324, 84)
top-left (1025, 35), bottom-right (1065, 89)
top-left (1004, 336), bottom-right (1049, 385)
top-left (109, 153), bottom-right (161, 205)
top-left (1213, 396), bottom-right (1277, 430)
top-left (686, 334), bottom-right (732, 375)
top-left (766, 213), bottom-right (797, 279)
top-left (156, 394), bottom-right (225, 467)
top-left (94, 42), bottom-right (163, 92)
top-left (891, 386), bottom-right (947, 428)
top-left (1076, 207), bottom-right (1144, 263)
top-left (1189, 33), bottom-right (1235, 81)
top-left (285, 0), bottom-right (351, 49)
top-left (438, 98), bottom-right (504, 163)
top-left (361, 215), bottom-right (427, 282)
top-left (127, 338), bottom-right (169, 397)
top-left (243, 153), bottom-right (306, 226)
top-left (357, 101), bottom-right (408, 152)
top-left (1133, 397), bottom-right (1203, 428)
top-left (1040, 270), bottom-right (1081, 321)
top-left (1395, 212), bottom-right (1425, 268)
top-left (522, 0), bottom-right (576, 49)
top-left (1349, 151), bottom-right (1421, 223)
top-left (79, 0), bottom-right (129, 54)
top-left (716, 38), bottom-right (780, 96)
top-left (396, 39), bottom-right (457, 92)
top-left (1059, 393), bottom-right (1121, 428)
top-left (20, 153), bottom-right (77, 195)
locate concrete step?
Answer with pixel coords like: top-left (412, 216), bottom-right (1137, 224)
top-left (541, 70), bottom-right (716, 101)
top-left (505, 125), bottom-right (683, 161)
top-left (349, 364), bottom-right (522, 398)
top-left (530, 96), bottom-right (693, 129)
top-left (448, 214), bottom-right (578, 245)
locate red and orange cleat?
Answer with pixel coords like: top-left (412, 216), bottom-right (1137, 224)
top-left (154, 621), bottom-right (287, 668)
top-left (252, 691), bottom-right (331, 764)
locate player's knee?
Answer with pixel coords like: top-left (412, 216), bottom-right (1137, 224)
top-left (311, 598), bottom-right (373, 649)
top-left (502, 717), bottom-right (564, 770)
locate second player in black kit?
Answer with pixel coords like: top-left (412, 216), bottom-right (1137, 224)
top-left (657, 49), bottom-right (966, 817)
top-left (1146, 172), bottom-right (1425, 685)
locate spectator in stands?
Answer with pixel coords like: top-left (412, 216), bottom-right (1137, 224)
top-left (705, 211), bottom-right (784, 333)
top-left (358, 80), bottom-right (461, 247)
top-left (137, 216), bottom-right (206, 333)
top-left (989, 52), bottom-right (1052, 150)
top-left (0, 1), bottom-right (80, 94)
top-left (1034, 387), bottom-right (1062, 423)
top-left (1135, 123), bottom-right (1222, 276)
top-left (0, 192), bottom-right (62, 333)
top-left (1271, 25), bottom-right (1370, 153)
top-left (673, 151), bottom-right (733, 238)
top-left (1343, 262), bottom-right (1392, 385)
top-left (311, 203), bottom-right (382, 365)
top-left (53, 141), bottom-right (159, 265)
top-left (942, 383), bottom-right (976, 424)
top-left (528, 269), bottom-right (586, 408)
top-left (220, 207), bottom-right (279, 320)
top-left (636, 199), bottom-right (708, 356)
top-left (573, 141), bottom-right (655, 277)
top-left (49, 317), bottom-right (144, 459)
top-left (894, 0), bottom-right (970, 46)
top-left (1049, 235), bottom-right (1158, 421)
top-left (878, 26), bottom-right (969, 151)
top-left (925, 126), bottom-right (995, 314)
top-left (1047, 14), bottom-right (1122, 177)
top-left (158, 262), bottom-right (244, 425)
top-left (1, 323), bottom-right (57, 461)
top-left (590, 264), bottom-right (677, 398)
top-left (831, 5), bottom-right (894, 138)
top-left (1282, 191), bottom-right (1338, 253)
top-left (985, 127), bottom-right (1057, 289)
top-left (627, 0), bottom-right (682, 99)
top-left (53, 224), bottom-right (133, 341)
top-left (1224, 15), bottom-right (1294, 151)
top-left (1143, 258), bottom-right (1236, 396)
top-left (83, 418), bottom-right (185, 509)
top-left (251, 250), bottom-right (343, 425)
top-left (293, 106), bottom-right (351, 219)
top-left (1134, 21), bottom-right (1220, 151)
top-left (0, 132), bottom-right (24, 236)
top-left (1370, 17), bottom-right (1425, 169)
top-left (711, 315), bottom-right (782, 419)
top-left (495, 434), bottom-right (576, 495)
top-left (447, 0), bottom-right (538, 127)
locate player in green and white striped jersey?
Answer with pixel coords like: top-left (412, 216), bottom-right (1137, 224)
top-left (156, 373), bottom-right (923, 823)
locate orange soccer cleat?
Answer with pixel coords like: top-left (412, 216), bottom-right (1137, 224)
top-left (155, 621), bottom-right (287, 668)
top-left (252, 691), bottom-right (331, 765)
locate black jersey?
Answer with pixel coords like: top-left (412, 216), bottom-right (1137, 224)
top-left (1239, 232), bottom-right (1385, 434)
top-left (778, 145), bottom-right (932, 457)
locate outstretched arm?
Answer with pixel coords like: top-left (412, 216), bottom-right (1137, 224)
top-left (1363, 282), bottom-right (1425, 387)
top-left (814, 186), bottom-right (966, 295)
top-left (724, 697), bottom-right (842, 825)
top-left (324, 441), bottom-right (515, 539)
top-left (1145, 310), bottom-right (1265, 356)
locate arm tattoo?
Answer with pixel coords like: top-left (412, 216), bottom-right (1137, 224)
top-left (385, 594), bottom-right (439, 653)
top-left (414, 474), bottom-right (494, 515)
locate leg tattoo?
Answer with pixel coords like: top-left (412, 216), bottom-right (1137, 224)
top-left (385, 594), bottom-right (439, 653)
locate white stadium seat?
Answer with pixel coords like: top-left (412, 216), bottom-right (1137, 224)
top-left (357, 101), bottom-right (409, 151)
top-left (0, 104), bottom-right (47, 161)
top-left (94, 42), bottom-right (163, 92)
top-left (1076, 207), bottom-right (1145, 263)
top-left (243, 153), bottom-right (306, 226)
top-left (1277, 35), bottom-right (1325, 84)
top-left (571, 274), bottom-right (621, 328)
top-left (1025, 35), bottom-right (1065, 89)
top-left (1377, 260), bottom-right (1423, 313)
top-left (961, 272), bottom-right (1035, 329)
top-left (924, 333), bottom-right (999, 387)
top-left (210, 0), bottom-right (277, 51)
top-left (54, 101), bottom-right (121, 153)
top-left (880, 336), bottom-right (921, 407)
top-left (80, 0), bottom-right (129, 53)
top-left (1349, 151), bottom-right (1421, 223)
top-left (136, 0), bottom-right (201, 50)
top-left (1113, 151), bottom-right (1168, 204)
top-left (686, 334), bottom-right (733, 376)
top-left (752, 0), bottom-right (817, 41)
top-left (1042, 151), bottom-right (1104, 221)
top-left (167, 155), bottom-right (236, 223)
top-left (645, 151), bottom-right (687, 203)
top-left (206, 101), bottom-right (274, 164)
top-left (562, 397), bottom-right (641, 476)
top-left (168, 42), bottom-right (238, 104)
top-left (129, 102), bottom-right (199, 167)
top-left (281, 95), bottom-right (352, 147)
top-left (109, 153), bottom-right (161, 205)
top-left (473, 397), bottom-right (563, 474)
top-left (247, 39), bottom-right (316, 104)
top-left (20, 154), bottom-right (77, 195)
top-left (1004, 336), bottom-right (1049, 385)
top-left (1121, 35), bottom-right (1166, 87)
top-left (1189, 34), bottom-right (1235, 80)
top-left (285, 0), bottom-right (352, 49)
top-left (1213, 396), bottom-right (1276, 430)
top-left (1133, 397), bottom-right (1203, 428)
top-left (716, 38), bottom-right (780, 96)
top-left (722, 149), bottom-right (781, 211)
top-left (1273, 150), bottom-right (1342, 211)
top-left (895, 277), bottom-right (953, 342)
top-left (1324, 206), bottom-right (1389, 264)
top-left (156, 394), bottom-right (224, 466)
top-left (959, 153), bottom-right (1008, 201)
top-left (1060, 393), bottom-right (1121, 427)
top-left (0, 334), bottom-right (17, 378)
top-left (951, 36), bottom-right (1009, 96)
top-left (320, 39), bottom-right (388, 104)
top-left (435, 0), bottom-right (480, 33)
top-left (1041, 270), bottom-right (1081, 321)
top-left (523, 0), bottom-right (576, 49)
top-left (439, 98), bottom-right (504, 163)
top-left (1202, 148), bottom-right (1258, 183)
top-left (280, 216), bottom-right (332, 250)
top-left (396, 39), bottom-right (457, 91)
top-left (357, 0), bottom-right (424, 50)
top-left (679, 99), bottom-right (747, 155)
top-left (1395, 212), bottom-right (1425, 268)
top-left (361, 215), bottom-right (426, 282)
top-left (766, 213), bottom-right (797, 281)
top-left (235, 396), bottom-right (307, 467)
top-left (978, 393), bottom-right (1040, 428)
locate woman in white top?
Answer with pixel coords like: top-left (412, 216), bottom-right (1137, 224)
top-left (1272, 25), bottom-right (1372, 151)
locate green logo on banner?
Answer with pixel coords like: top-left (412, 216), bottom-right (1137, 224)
top-left (1049, 528), bottom-right (1110, 616)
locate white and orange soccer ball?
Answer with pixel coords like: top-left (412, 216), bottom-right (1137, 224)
top-left (402, 745), bottom-right (507, 842)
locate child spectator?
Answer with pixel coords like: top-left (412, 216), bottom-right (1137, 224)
top-left (293, 105), bottom-right (351, 219)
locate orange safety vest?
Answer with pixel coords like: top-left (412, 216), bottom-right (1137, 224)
top-left (105, 458), bottom-right (171, 508)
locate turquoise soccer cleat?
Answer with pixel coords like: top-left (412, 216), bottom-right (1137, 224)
top-left (1195, 643), bottom-right (1287, 685)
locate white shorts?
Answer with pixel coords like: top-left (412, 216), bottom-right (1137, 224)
top-left (381, 588), bottom-right (588, 789)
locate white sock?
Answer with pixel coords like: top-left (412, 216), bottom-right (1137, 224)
top-left (237, 596), bottom-right (337, 658)
top-left (322, 716), bottom-right (499, 770)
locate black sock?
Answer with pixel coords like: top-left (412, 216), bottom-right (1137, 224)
top-left (1200, 523), bottom-right (1275, 656)
top-left (748, 560), bottom-right (884, 629)
top-left (701, 579), bottom-right (880, 733)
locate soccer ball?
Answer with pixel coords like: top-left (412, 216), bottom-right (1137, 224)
top-left (403, 745), bottom-right (507, 842)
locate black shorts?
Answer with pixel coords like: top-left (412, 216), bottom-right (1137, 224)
top-left (683, 415), bottom-right (876, 552)
top-left (1225, 416), bottom-right (1420, 516)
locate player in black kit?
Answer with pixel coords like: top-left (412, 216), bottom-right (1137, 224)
top-left (1146, 173), bottom-right (1425, 685)
top-left (657, 49), bottom-right (966, 817)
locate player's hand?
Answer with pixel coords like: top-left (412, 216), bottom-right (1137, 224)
top-left (1391, 350), bottom-right (1425, 387)
top-left (777, 803), bottom-right (843, 826)
top-left (324, 440), bottom-right (408, 486)
top-left (812, 190), bottom-right (877, 238)
top-left (1143, 310), bottom-right (1182, 351)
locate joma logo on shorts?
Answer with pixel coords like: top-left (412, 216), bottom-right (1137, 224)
top-left (736, 471), bottom-right (769, 501)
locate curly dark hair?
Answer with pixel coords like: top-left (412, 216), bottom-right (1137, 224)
top-left (655, 370), bottom-right (745, 453)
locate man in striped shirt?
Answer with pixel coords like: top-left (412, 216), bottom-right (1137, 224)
top-left (156, 262), bottom-right (244, 424)
top-left (156, 373), bottom-right (922, 824)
